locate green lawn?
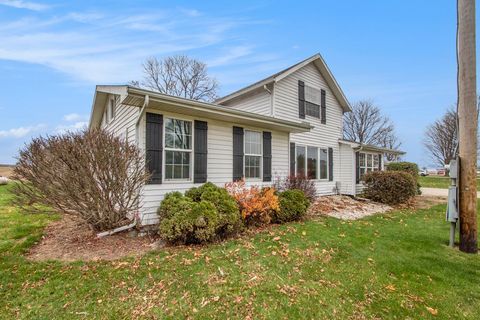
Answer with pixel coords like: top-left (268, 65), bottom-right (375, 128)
top-left (1, 184), bottom-right (480, 319)
top-left (419, 175), bottom-right (480, 189)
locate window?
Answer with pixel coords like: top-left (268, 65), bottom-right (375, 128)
top-left (244, 130), bottom-right (262, 179)
top-left (305, 85), bottom-right (321, 118)
top-left (296, 145), bottom-right (328, 180)
top-left (108, 99), bottom-right (116, 123)
top-left (164, 118), bottom-right (192, 180)
top-left (320, 149), bottom-right (328, 180)
top-left (358, 153), bottom-right (380, 180)
top-left (307, 147), bottom-right (318, 179)
top-left (296, 146), bottom-right (306, 177)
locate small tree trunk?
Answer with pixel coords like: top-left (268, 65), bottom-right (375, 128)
top-left (457, 0), bottom-right (478, 253)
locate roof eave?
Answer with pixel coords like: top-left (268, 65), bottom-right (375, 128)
top-left (127, 86), bottom-right (313, 133)
top-left (339, 139), bottom-right (405, 155)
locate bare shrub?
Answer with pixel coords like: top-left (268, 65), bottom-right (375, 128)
top-left (273, 175), bottom-right (317, 202)
top-left (12, 129), bottom-right (150, 232)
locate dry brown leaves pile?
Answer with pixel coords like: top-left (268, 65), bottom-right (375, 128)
top-left (27, 214), bottom-right (159, 262)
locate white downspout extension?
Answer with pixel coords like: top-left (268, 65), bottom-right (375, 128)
top-left (97, 94), bottom-right (150, 238)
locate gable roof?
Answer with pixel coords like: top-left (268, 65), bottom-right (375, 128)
top-left (215, 53), bottom-right (352, 112)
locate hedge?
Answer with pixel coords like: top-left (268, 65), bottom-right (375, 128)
top-left (363, 171), bottom-right (417, 205)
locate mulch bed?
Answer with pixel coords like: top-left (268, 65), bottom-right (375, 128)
top-left (27, 214), bottom-right (161, 262)
top-left (308, 195), bottom-right (392, 220)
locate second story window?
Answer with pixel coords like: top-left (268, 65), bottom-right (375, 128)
top-left (305, 85), bottom-right (321, 118)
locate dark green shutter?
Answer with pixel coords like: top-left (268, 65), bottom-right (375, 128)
top-left (290, 142), bottom-right (296, 176)
top-left (263, 131), bottom-right (272, 182)
top-left (146, 112), bottom-right (163, 184)
top-left (328, 147), bottom-right (333, 181)
top-left (233, 126), bottom-right (244, 181)
top-left (298, 80), bottom-right (305, 119)
top-left (194, 120), bottom-right (208, 183)
top-left (378, 154), bottom-right (382, 171)
top-left (355, 152), bottom-right (360, 184)
top-left (321, 89), bottom-right (326, 124)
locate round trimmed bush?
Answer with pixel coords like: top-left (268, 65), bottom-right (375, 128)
top-left (272, 189), bottom-right (310, 223)
top-left (158, 183), bottom-right (242, 244)
top-left (185, 182), bottom-right (242, 237)
top-left (363, 171), bottom-right (417, 205)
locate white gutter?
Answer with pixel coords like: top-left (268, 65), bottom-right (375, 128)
top-left (135, 94), bottom-right (149, 147)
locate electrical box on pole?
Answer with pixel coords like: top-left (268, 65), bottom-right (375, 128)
top-left (446, 158), bottom-right (459, 246)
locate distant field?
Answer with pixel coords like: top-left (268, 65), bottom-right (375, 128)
top-left (419, 175), bottom-right (480, 189)
top-left (0, 165), bottom-right (14, 178)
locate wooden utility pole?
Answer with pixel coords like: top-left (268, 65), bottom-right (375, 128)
top-left (457, 0), bottom-right (478, 253)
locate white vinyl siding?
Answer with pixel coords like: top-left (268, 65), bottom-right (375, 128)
top-left (338, 143), bottom-right (355, 195)
top-left (138, 110), bottom-right (290, 226)
top-left (275, 63), bottom-right (344, 195)
top-left (101, 94), bottom-right (138, 145)
top-left (220, 87), bottom-right (272, 116)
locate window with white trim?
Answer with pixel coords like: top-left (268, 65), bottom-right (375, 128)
top-left (164, 118), bottom-right (192, 180)
top-left (307, 146), bottom-right (318, 179)
top-left (320, 148), bottom-right (328, 180)
top-left (108, 99), bottom-right (116, 123)
top-left (305, 85), bottom-right (321, 118)
top-left (296, 145), bottom-right (328, 180)
top-left (244, 130), bottom-right (262, 179)
top-left (359, 153), bottom-right (380, 179)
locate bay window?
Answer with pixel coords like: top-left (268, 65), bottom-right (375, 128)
top-left (244, 130), bottom-right (262, 179)
top-left (165, 118), bottom-right (192, 180)
top-left (296, 145), bottom-right (329, 180)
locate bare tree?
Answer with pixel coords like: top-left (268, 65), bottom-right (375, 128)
top-left (423, 108), bottom-right (458, 167)
top-left (343, 100), bottom-right (401, 153)
top-left (12, 129), bottom-right (150, 232)
top-left (131, 55), bottom-right (219, 102)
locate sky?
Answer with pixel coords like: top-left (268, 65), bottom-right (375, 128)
top-left (0, 0), bottom-right (475, 167)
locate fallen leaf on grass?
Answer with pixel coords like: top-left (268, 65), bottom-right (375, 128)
top-left (426, 306), bottom-right (438, 316)
top-left (385, 284), bottom-right (396, 291)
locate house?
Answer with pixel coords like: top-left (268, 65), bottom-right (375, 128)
top-left (88, 54), bottom-right (404, 226)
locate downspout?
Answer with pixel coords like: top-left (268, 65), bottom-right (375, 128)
top-left (97, 94), bottom-right (150, 238)
top-left (135, 94), bottom-right (150, 147)
top-left (263, 84), bottom-right (274, 117)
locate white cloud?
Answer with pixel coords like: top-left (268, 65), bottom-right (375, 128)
top-left (55, 121), bottom-right (87, 133)
top-left (0, 124), bottom-right (46, 138)
top-left (0, 0), bottom-right (49, 11)
top-left (63, 113), bottom-right (87, 122)
top-left (0, 10), bottom-right (265, 84)
top-left (207, 46), bottom-right (254, 67)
